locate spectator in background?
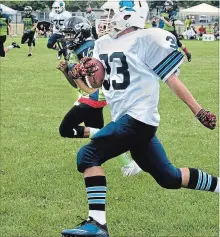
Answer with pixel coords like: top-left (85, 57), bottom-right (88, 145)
top-left (214, 23), bottom-right (219, 40)
top-left (85, 7), bottom-right (98, 39)
top-left (198, 25), bottom-right (206, 38)
top-left (151, 16), bottom-right (158, 28)
top-left (206, 24), bottom-right (214, 35)
top-left (184, 25), bottom-right (196, 40)
top-left (185, 15), bottom-right (192, 30)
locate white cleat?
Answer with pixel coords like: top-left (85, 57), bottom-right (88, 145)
top-left (122, 160), bottom-right (142, 176)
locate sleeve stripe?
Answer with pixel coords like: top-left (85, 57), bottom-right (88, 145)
top-left (153, 50), bottom-right (180, 74)
top-left (159, 53), bottom-right (184, 80)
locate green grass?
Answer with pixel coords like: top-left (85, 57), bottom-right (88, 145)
top-left (0, 38), bottom-right (219, 237)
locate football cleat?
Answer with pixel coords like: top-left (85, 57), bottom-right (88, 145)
top-left (28, 53), bottom-right (32, 57)
top-left (58, 49), bottom-right (63, 60)
top-left (12, 42), bottom-right (20, 48)
top-left (186, 53), bottom-right (191, 62)
top-left (61, 216), bottom-right (109, 237)
top-left (122, 160), bottom-right (142, 176)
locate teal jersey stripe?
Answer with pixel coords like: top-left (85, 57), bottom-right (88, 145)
top-left (154, 51), bottom-right (179, 74)
top-left (159, 54), bottom-right (184, 79)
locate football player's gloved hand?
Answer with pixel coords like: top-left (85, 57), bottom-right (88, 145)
top-left (195, 109), bottom-right (216, 130)
top-left (56, 60), bottom-right (67, 73)
top-left (68, 57), bottom-right (98, 79)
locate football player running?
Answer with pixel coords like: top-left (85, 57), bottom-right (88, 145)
top-left (21, 6), bottom-right (38, 57)
top-left (0, 5), bottom-right (20, 57)
top-left (96, 0), bottom-right (142, 176)
top-left (56, 16), bottom-right (138, 176)
top-left (61, 1), bottom-right (218, 237)
top-left (48, 0), bottom-right (71, 60)
top-left (159, 0), bottom-right (191, 62)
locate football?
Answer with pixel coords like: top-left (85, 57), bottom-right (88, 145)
top-left (84, 58), bottom-right (105, 88)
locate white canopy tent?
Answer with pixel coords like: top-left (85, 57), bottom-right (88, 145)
top-left (0, 3), bottom-right (17, 15)
top-left (180, 3), bottom-right (219, 16)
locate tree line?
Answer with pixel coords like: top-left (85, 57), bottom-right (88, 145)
top-left (0, 0), bottom-right (219, 11)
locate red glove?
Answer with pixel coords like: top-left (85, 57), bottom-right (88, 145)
top-left (195, 109), bottom-right (216, 130)
top-left (68, 57), bottom-right (98, 79)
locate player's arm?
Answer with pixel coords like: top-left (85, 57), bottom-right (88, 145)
top-left (160, 16), bottom-right (172, 27)
top-left (144, 33), bottom-right (216, 130)
top-left (56, 61), bottom-right (78, 88)
top-left (166, 74), bottom-right (201, 115)
top-left (31, 17), bottom-right (38, 31)
top-left (166, 74), bottom-right (216, 130)
top-left (74, 79), bottom-right (98, 94)
top-left (22, 17), bottom-right (25, 33)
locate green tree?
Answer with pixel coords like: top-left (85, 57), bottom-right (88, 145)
top-left (0, 1), bottom-right (53, 10)
top-left (0, 0), bottom-right (106, 11)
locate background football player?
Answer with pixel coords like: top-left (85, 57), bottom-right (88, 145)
top-left (61, 1), bottom-right (218, 237)
top-left (56, 16), bottom-right (137, 176)
top-left (0, 5), bottom-right (20, 57)
top-left (158, 0), bottom-right (191, 62)
top-left (21, 6), bottom-right (38, 57)
top-left (48, 0), bottom-right (71, 60)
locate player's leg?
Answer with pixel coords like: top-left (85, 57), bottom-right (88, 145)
top-left (131, 136), bottom-right (219, 193)
top-left (60, 39), bottom-right (68, 60)
top-left (4, 41), bottom-right (20, 54)
top-left (0, 36), bottom-right (19, 56)
top-left (32, 32), bottom-right (36, 47)
top-left (61, 115), bottom-right (156, 237)
top-left (27, 32), bottom-right (35, 56)
top-left (171, 30), bottom-right (191, 62)
top-left (84, 107), bottom-right (140, 174)
top-left (47, 33), bottom-right (63, 59)
top-left (84, 106), bottom-right (104, 137)
top-left (0, 35), bottom-right (7, 57)
top-left (59, 103), bottom-right (92, 138)
top-left (21, 33), bottom-right (28, 45)
top-left (92, 26), bottom-right (98, 40)
top-left (180, 168), bottom-right (219, 193)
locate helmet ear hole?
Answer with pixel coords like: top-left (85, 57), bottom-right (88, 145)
top-left (124, 15), bottom-right (131, 20)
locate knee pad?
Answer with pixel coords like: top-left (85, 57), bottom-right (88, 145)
top-left (59, 125), bottom-right (84, 138)
top-left (47, 42), bottom-right (53, 49)
top-left (77, 143), bottom-right (100, 173)
top-left (157, 167), bottom-right (182, 189)
top-left (21, 39), bottom-right (26, 44)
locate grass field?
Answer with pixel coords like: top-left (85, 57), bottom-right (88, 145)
top-left (0, 38), bottom-right (219, 237)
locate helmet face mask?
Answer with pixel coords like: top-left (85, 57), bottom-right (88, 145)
top-left (96, 1), bottom-right (120, 37)
top-left (96, 9), bottom-right (116, 37)
top-left (53, 1), bottom-right (65, 14)
top-left (24, 6), bottom-right (32, 16)
top-left (62, 16), bottom-right (92, 50)
top-left (164, 0), bottom-right (174, 11)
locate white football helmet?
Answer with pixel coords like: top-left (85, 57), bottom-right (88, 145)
top-left (52, 0), bottom-right (65, 14)
top-left (109, 0), bottom-right (149, 38)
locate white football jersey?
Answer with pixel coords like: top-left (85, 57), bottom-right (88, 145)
top-left (93, 28), bottom-right (184, 126)
top-left (50, 10), bottom-right (72, 34)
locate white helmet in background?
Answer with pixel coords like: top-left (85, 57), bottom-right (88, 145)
top-left (95, 0), bottom-right (120, 37)
top-left (52, 0), bottom-right (65, 14)
top-left (109, 0), bottom-right (149, 38)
